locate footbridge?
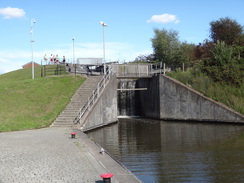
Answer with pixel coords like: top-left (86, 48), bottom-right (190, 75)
top-left (111, 63), bottom-right (164, 78)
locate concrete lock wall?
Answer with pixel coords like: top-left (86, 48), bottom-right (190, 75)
top-left (136, 76), bottom-right (160, 118)
top-left (138, 75), bottom-right (244, 123)
top-left (82, 75), bottom-right (118, 131)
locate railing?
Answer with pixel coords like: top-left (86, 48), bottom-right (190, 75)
top-left (73, 67), bottom-right (112, 124)
top-left (41, 65), bottom-right (67, 77)
top-left (111, 63), bottom-right (167, 77)
top-left (111, 62), bottom-right (188, 77)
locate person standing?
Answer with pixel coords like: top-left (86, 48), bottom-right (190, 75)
top-left (53, 55), bottom-right (56, 64)
top-left (50, 54), bottom-right (53, 65)
top-left (62, 56), bottom-right (66, 64)
top-left (56, 55), bottom-right (59, 64)
top-left (43, 54), bottom-right (47, 65)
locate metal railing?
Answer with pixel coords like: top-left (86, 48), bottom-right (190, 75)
top-left (111, 63), bottom-right (166, 77)
top-left (73, 67), bottom-right (112, 124)
top-left (111, 62), bottom-right (188, 77)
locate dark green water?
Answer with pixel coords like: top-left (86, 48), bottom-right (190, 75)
top-left (86, 118), bottom-right (244, 183)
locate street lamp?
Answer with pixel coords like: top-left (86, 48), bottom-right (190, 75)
top-left (72, 37), bottom-right (75, 64)
top-left (30, 18), bottom-right (36, 79)
top-left (99, 21), bottom-right (107, 74)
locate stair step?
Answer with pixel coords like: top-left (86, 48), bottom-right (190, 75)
top-left (51, 76), bottom-right (103, 128)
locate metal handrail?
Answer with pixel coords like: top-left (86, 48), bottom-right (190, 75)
top-left (73, 67), bottom-right (112, 124)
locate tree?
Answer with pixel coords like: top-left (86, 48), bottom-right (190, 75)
top-left (178, 42), bottom-right (196, 66)
top-left (212, 40), bottom-right (234, 66)
top-left (151, 28), bottom-right (181, 64)
top-left (199, 40), bottom-right (243, 86)
top-left (210, 17), bottom-right (243, 46)
top-left (194, 40), bottom-right (214, 61)
top-left (134, 54), bottom-right (154, 63)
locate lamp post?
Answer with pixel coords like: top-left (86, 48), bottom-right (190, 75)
top-left (72, 37), bottom-right (75, 64)
top-left (30, 18), bottom-right (36, 79)
top-left (99, 21), bottom-right (107, 74)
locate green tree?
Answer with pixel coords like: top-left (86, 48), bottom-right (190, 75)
top-left (178, 42), bottom-right (196, 66)
top-left (210, 17), bottom-right (243, 46)
top-left (201, 40), bottom-right (243, 86)
top-left (134, 54), bottom-right (154, 63)
top-left (151, 28), bottom-right (181, 64)
top-left (212, 40), bottom-right (234, 66)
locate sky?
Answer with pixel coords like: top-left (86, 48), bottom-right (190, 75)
top-left (0, 0), bottom-right (244, 74)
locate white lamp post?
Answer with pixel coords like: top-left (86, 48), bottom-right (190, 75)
top-left (30, 18), bottom-right (36, 79)
top-left (99, 21), bottom-right (107, 74)
top-left (72, 37), bottom-right (75, 64)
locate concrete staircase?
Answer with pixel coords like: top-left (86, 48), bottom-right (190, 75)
top-left (51, 75), bottom-right (103, 128)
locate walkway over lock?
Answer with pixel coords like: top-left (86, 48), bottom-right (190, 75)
top-left (111, 63), bottom-right (164, 78)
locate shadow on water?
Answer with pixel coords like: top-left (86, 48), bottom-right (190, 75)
top-left (87, 118), bottom-right (244, 183)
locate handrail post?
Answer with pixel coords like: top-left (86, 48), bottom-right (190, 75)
top-left (163, 63), bottom-right (166, 75)
top-left (87, 97), bottom-right (90, 111)
top-left (97, 85), bottom-right (99, 95)
top-left (92, 90), bottom-right (95, 105)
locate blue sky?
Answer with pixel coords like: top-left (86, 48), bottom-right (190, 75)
top-left (0, 0), bottom-right (244, 74)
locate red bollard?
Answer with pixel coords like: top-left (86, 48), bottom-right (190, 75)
top-left (70, 133), bottom-right (76, 138)
top-left (100, 173), bottom-right (114, 183)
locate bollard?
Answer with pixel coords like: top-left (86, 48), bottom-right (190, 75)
top-left (70, 133), bottom-right (76, 139)
top-left (100, 173), bottom-right (113, 183)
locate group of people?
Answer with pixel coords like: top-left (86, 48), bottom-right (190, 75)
top-left (43, 54), bottom-right (66, 65)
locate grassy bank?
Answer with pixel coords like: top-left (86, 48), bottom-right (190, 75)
top-left (0, 67), bottom-right (86, 132)
top-left (167, 69), bottom-right (244, 115)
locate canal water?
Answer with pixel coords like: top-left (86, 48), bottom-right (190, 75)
top-left (86, 118), bottom-right (244, 183)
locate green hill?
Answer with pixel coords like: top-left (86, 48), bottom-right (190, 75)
top-left (0, 66), bottom-right (86, 132)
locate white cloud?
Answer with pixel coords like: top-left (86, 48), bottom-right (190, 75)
top-left (147, 13), bottom-right (180, 24)
top-left (0, 7), bottom-right (26, 19)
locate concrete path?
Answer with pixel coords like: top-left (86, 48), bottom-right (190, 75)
top-left (0, 128), bottom-right (140, 183)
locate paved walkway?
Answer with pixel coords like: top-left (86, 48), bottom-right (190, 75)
top-left (0, 128), bottom-right (140, 183)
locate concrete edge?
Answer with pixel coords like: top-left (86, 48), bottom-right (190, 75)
top-left (73, 129), bottom-right (142, 183)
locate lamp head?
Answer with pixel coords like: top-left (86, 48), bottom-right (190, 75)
top-left (99, 21), bottom-right (107, 27)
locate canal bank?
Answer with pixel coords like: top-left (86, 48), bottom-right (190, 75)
top-left (0, 127), bottom-right (141, 183)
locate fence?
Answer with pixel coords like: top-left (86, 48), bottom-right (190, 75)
top-left (111, 63), bottom-right (189, 77)
top-left (111, 64), bottom-right (153, 77)
top-left (41, 65), bottom-right (67, 77)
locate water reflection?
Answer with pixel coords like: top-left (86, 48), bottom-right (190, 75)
top-left (87, 118), bottom-right (244, 183)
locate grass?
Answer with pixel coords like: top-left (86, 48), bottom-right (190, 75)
top-left (167, 68), bottom-right (244, 115)
top-left (0, 66), bottom-right (86, 132)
